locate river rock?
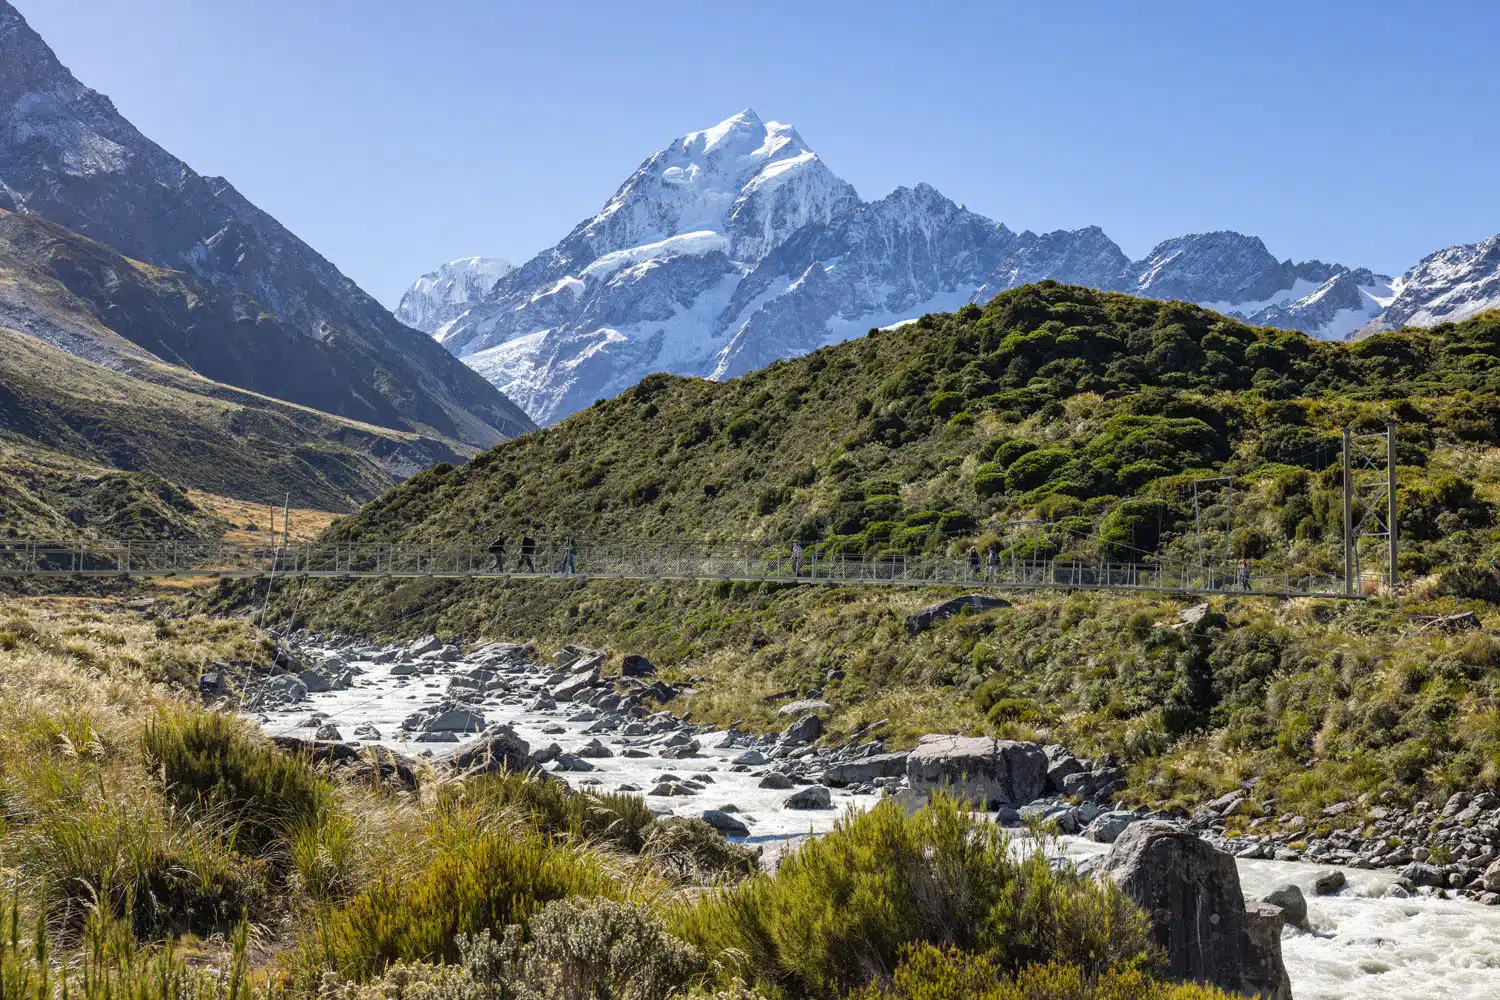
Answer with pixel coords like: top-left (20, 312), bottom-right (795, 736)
top-left (353, 723), bottom-right (381, 741)
top-left (1099, 822), bottom-right (1292, 1000)
top-left (904, 594), bottom-right (1010, 636)
top-left (401, 701), bottom-right (486, 733)
top-left (732, 749), bottom-right (769, 766)
top-left (256, 674), bottom-right (307, 708)
top-left (1312, 870), bottom-right (1346, 896)
top-left (314, 723), bottom-right (343, 741)
top-left (905, 735), bottom-right (1047, 808)
top-left (1084, 810), bottom-right (1141, 844)
top-left (449, 729), bottom-right (540, 776)
top-left (758, 772), bottom-right (794, 790)
top-left (821, 752), bottom-right (909, 788)
top-left (701, 809), bottom-right (750, 837)
top-left (785, 785), bottom-right (832, 809)
top-left (408, 635), bottom-right (442, 657)
top-left (576, 738), bottom-right (614, 759)
top-left (1260, 884), bottom-right (1309, 932)
top-left (550, 655), bottom-right (604, 701)
top-left (780, 714), bottom-right (823, 746)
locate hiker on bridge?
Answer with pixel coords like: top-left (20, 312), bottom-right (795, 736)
top-left (1238, 559), bottom-right (1252, 591)
top-left (986, 546), bottom-right (999, 581)
top-left (487, 536), bottom-right (507, 571)
top-left (518, 535), bottom-right (537, 573)
top-left (968, 547), bottom-right (981, 579)
top-left (559, 537), bottom-right (577, 576)
top-left (791, 539), bottom-right (804, 577)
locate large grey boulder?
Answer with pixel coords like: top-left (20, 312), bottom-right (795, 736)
top-left (550, 653), bottom-right (605, 701)
top-left (401, 700), bottom-right (486, 733)
top-left (1100, 822), bottom-right (1292, 1000)
top-left (777, 698), bottom-right (831, 718)
top-left (821, 752), bottom-right (909, 788)
top-left (1083, 810), bottom-right (1141, 844)
top-left (904, 594), bottom-right (1010, 636)
top-left (781, 714), bottom-right (823, 746)
top-left (784, 785), bottom-right (832, 809)
top-left (700, 809), bottom-right (750, 837)
top-left (408, 635), bottom-right (443, 657)
top-left (905, 735), bottom-right (1047, 808)
top-left (448, 728), bottom-right (543, 777)
top-left (1260, 884), bottom-right (1309, 932)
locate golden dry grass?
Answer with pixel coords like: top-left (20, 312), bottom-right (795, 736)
top-left (187, 490), bottom-right (343, 545)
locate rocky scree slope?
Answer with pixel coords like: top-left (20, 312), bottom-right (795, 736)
top-left (407, 110), bottom-right (1497, 424)
top-left (0, 1), bottom-right (535, 445)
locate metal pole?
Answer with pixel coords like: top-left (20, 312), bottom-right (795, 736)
top-left (1343, 428), bottom-right (1354, 597)
top-left (1387, 421), bottom-right (1399, 595)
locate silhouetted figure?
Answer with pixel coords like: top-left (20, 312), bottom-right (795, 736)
top-left (559, 537), bottom-right (576, 575)
top-left (518, 535), bottom-right (536, 572)
top-left (968, 547), bottom-right (981, 578)
top-left (487, 536), bottom-right (507, 571)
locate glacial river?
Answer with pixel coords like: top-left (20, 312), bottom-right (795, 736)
top-left (254, 643), bottom-right (1500, 999)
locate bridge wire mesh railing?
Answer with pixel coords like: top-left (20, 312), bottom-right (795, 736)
top-left (0, 538), bottom-right (1355, 598)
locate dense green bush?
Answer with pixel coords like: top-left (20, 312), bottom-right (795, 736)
top-left (670, 797), bottom-right (1153, 998)
top-left (300, 817), bottom-right (612, 980)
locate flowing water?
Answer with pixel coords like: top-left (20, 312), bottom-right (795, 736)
top-left (253, 642), bottom-right (1500, 999)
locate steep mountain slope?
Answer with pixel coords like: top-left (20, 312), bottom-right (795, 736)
top-left (329, 283), bottom-right (1500, 595)
top-left (1368, 234), bottom-right (1500, 332)
top-left (395, 256), bottom-right (513, 334)
top-left (0, 1), bottom-right (534, 445)
top-left (0, 321), bottom-right (456, 512)
top-left (410, 111), bottom-right (1406, 425)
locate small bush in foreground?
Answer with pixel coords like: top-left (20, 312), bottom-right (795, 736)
top-left (298, 817), bottom-right (613, 982)
top-left (670, 796), bottom-right (1155, 998)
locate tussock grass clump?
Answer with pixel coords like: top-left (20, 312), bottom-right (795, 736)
top-left (671, 797), bottom-right (1155, 999)
top-left (143, 708), bottom-right (334, 859)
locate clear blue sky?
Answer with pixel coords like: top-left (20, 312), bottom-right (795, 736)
top-left (21, 0), bottom-right (1500, 307)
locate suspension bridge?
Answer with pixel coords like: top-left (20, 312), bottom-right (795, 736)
top-left (0, 536), bottom-right (1366, 600)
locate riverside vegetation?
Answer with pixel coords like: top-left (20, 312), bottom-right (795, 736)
top-left (0, 596), bottom-right (1229, 1000)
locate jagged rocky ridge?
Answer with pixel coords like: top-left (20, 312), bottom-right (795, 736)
top-left (406, 109), bottom-right (1498, 425)
top-left (0, 1), bottom-right (535, 446)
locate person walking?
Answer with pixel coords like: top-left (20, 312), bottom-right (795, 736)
top-left (518, 534), bottom-right (537, 573)
top-left (986, 546), bottom-right (1000, 581)
top-left (559, 536), bottom-right (577, 576)
top-left (1239, 559), bottom-right (1252, 591)
top-left (968, 547), bottom-right (981, 579)
top-left (487, 535), bottom-right (507, 572)
top-left (791, 539), bottom-right (804, 577)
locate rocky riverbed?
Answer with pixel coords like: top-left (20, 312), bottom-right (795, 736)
top-left (232, 634), bottom-right (1500, 1000)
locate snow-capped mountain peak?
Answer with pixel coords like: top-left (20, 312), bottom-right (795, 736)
top-left (408, 110), bottom-right (1498, 426)
top-left (396, 256), bottom-right (513, 335)
top-left (578, 108), bottom-right (858, 265)
top-left (1367, 234), bottom-right (1500, 332)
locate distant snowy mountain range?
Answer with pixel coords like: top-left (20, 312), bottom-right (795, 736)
top-left (400, 110), bottom-right (1500, 425)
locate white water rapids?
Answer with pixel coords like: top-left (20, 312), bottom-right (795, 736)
top-left (252, 644), bottom-right (1500, 999)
